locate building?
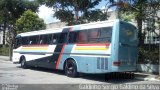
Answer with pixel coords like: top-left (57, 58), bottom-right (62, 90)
top-left (46, 22), bottom-right (66, 29)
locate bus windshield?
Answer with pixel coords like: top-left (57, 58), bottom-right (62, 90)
top-left (119, 22), bottom-right (138, 45)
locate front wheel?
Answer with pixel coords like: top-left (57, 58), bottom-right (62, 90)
top-left (20, 57), bottom-right (27, 69)
top-left (65, 59), bottom-right (78, 77)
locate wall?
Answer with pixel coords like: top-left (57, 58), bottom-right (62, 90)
top-left (137, 64), bottom-right (159, 74)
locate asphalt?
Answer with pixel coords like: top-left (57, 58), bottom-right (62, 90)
top-left (0, 55), bottom-right (159, 81)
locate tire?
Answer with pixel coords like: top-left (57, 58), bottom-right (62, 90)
top-left (65, 59), bottom-right (78, 77)
top-left (20, 57), bottom-right (27, 69)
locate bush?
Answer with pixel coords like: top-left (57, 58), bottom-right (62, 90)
top-left (0, 46), bottom-right (9, 56)
top-left (138, 44), bottom-right (159, 65)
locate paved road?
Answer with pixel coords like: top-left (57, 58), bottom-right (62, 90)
top-left (0, 58), bottom-right (160, 90)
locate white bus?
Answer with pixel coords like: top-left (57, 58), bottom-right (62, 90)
top-left (12, 19), bottom-right (138, 77)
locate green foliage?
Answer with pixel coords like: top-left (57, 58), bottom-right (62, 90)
top-left (121, 12), bottom-right (136, 22)
top-left (108, 0), bottom-right (160, 64)
top-left (0, 46), bottom-right (9, 56)
top-left (16, 10), bottom-right (46, 33)
top-left (0, 0), bottom-right (39, 24)
top-left (38, 0), bottom-right (108, 25)
top-left (0, 0), bottom-right (39, 45)
top-left (138, 45), bottom-right (159, 64)
top-left (82, 9), bottom-right (109, 22)
top-left (109, 0), bottom-right (160, 45)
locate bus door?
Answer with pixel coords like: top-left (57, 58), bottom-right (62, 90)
top-left (118, 22), bottom-right (138, 68)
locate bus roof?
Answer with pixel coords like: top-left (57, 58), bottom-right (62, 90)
top-left (17, 19), bottom-right (118, 37)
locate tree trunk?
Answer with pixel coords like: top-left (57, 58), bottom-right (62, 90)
top-left (75, 8), bottom-right (79, 24)
top-left (9, 42), bottom-right (13, 61)
top-left (137, 18), bottom-right (143, 45)
top-left (159, 25), bottom-right (160, 76)
top-left (3, 21), bottom-right (6, 47)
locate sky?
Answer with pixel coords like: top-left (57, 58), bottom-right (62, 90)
top-left (37, 0), bottom-right (115, 24)
top-left (37, 5), bottom-right (60, 24)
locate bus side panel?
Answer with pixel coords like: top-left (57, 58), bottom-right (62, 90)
top-left (57, 43), bottom-right (113, 74)
top-left (57, 44), bottom-right (75, 70)
top-left (12, 51), bottom-right (21, 63)
top-left (12, 46), bottom-right (23, 63)
top-left (111, 20), bottom-right (120, 72)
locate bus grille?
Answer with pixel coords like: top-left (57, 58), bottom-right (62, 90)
top-left (97, 57), bottom-right (108, 70)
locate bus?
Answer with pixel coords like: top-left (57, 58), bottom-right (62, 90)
top-left (12, 19), bottom-right (138, 77)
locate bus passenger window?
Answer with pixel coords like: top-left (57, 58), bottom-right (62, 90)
top-left (39, 40), bottom-right (43, 44)
top-left (58, 33), bottom-right (67, 43)
top-left (15, 37), bottom-right (21, 48)
top-left (88, 29), bottom-right (99, 43)
top-left (29, 41), bottom-right (32, 45)
top-left (39, 34), bottom-right (52, 44)
top-left (77, 31), bottom-right (88, 43)
top-left (22, 37), bottom-right (29, 45)
top-left (39, 35), bottom-right (44, 44)
top-left (43, 35), bottom-right (49, 44)
top-left (52, 34), bottom-right (59, 44)
top-left (68, 32), bottom-right (78, 43)
top-left (99, 27), bottom-right (112, 43)
top-left (48, 34), bottom-right (52, 44)
top-left (29, 36), bottom-right (39, 45)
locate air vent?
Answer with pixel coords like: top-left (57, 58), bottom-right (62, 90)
top-left (97, 57), bottom-right (108, 70)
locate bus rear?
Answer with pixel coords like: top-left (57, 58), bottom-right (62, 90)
top-left (111, 20), bottom-right (138, 72)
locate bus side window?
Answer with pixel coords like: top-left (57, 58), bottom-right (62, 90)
top-left (39, 35), bottom-right (43, 44)
top-left (77, 30), bottom-right (88, 43)
top-left (52, 34), bottom-right (59, 44)
top-left (29, 36), bottom-right (39, 45)
top-left (99, 27), bottom-right (112, 43)
top-left (15, 37), bottom-right (21, 48)
top-left (39, 34), bottom-right (52, 44)
top-left (58, 33), bottom-right (67, 43)
top-left (88, 29), bottom-right (99, 43)
top-left (68, 32), bottom-right (78, 43)
top-left (43, 35), bottom-right (49, 44)
top-left (48, 34), bottom-right (52, 44)
top-left (22, 37), bottom-right (29, 45)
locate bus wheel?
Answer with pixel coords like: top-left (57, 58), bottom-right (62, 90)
top-left (20, 57), bottom-right (27, 69)
top-left (65, 59), bottom-right (78, 77)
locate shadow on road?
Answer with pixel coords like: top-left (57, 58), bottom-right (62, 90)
top-left (16, 66), bottom-right (141, 84)
top-left (79, 73), bottom-right (141, 84)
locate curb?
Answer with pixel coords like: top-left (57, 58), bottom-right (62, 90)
top-left (135, 77), bottom-right (160, 81)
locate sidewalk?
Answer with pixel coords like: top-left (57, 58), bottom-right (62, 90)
top-left (0, 56), bottom-right (10, 61)
top-left (134, 72), bottom-right (160, 81)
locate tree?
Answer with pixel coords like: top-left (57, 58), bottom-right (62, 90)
top-left (0, 0), bottom-right (39, 45)
top-left (16, 10), bottom-right (46, 33)
top-left (106, 0), bottom-right (160, 45)
top-left (120, 12), bottom-right (136, 22)
top-left (0, 0), bottom-right (39, 60)
top-left (106, 0), bottom-right (160, 71)
top-left (37, 0), bottom-right (108, 25)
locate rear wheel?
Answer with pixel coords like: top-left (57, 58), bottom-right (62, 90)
top-left (65, 59), bottom-right (78, 77)
top-left (20, 57), bottom-right (27, 69)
